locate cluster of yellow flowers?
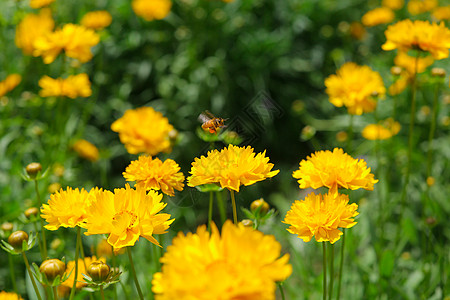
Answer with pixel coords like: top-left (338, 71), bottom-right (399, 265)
top-left (284, 148), bottom-right (376, 243)
top-left (38, 74), bottom-right (92, 99)
top-left (0, 74), bottom-right (21, 98)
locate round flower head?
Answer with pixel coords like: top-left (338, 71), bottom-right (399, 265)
top-left (132, 0), bottom-right (172, 21)
top-left (407, 0), bottom-right (437, 15)
top-left (61, 256), bottom-right (105, 289)
top-left (293, 148), bottom-right (378, 196)
top-left (0, 74), bottom-right (21, 97)
top-left (187, 145), bottom-right (279, 192)
top-left (80, 11), bottom-right (112, 30)
top-left (361, 7), bottom-right (395, 27)
top-left (123, 155), bottom-right (184, 196)
top-left (30, 0), bottom-right (55, 8)
top-left (0, 291), bottom-right (23, 300)
top-left (382, 20), bottom-right (450, 60)
top-left (152, 221), bottom-right (292, 300)
top-left (34, 24), bottom-right (100, 64)
top-left (72, 139), bottom-right (99, 162)
top-left (283, 192), bottom-right (358, 244)
top-left (382, 0), bottom-right (404, 10)
top-left (433, 6), bottom-right (450, 21)
top-left (84, 184), bottom-right (174, 251)
top-left (325, 62), bottom-right (386, 115)
top-left (41, 187), bottom-right (98, 230)
top-left (15, 9), bottom-right (54, 56)
top-left (362, 118), bottom-right (401, 140)
top-left (111, 106), bottom-right (174, 155)
top-left (39, 74), bottom-right (92, 98)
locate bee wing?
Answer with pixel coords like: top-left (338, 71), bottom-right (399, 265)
top-left (198, 112), bottom-right (211, 123)
top-left (204, 110), bottom-right (216, 119)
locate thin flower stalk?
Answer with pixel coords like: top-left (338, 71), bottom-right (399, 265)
top-left (230, 190), bottom-right (238, 224)
top-left (216, 191), bottom-right (227, 226)
top-left (34, 179), bottom-right (47, 260)
top-left (208, 191), bottom-right (213, 232)
top-left (127, 247), bottom-right (144, 300)
top-left (69, 227), bottom-right (81, 300)
top-left (323, 243), bottom-right (327, 300)
top-left (278, 283), bottom-right (286, 300)
top-left (22, 251), bottom-right (43, 300)
top-left (336, 229), bottom-right (346, 300)
top-left (329, 244), bottom-right (334, 300)
top-left (426, 80), bottom-right (441, 179)
top-left (8, 253), bottom-right (17, 294)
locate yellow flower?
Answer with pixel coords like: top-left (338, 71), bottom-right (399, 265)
top-left (350, 22), bottom-right (367, 40)
top-left (34, 24), bottom-right (100, 64)
top-left (292, 148), bottom-right (378, 196)
top-left (0, 74), bottom-right (21, 97)
top-left (394, 51), bottom-right (434, 74)
top-left (38, 74), bottom-right (92, 98)
top-left (152, 221), bottom-right (292, 300)
top-left (187, 145), bottom-right (279, 192)
top-left (84, 184), bottom-right (174, 251)
top-left (362, 118), bottom-right (401, 140)
top-left (0, 291), bottom-right (23, 300)
top-left (41, 187), bottom-right (97, 230)
top-left (30, 0), bottom-right (55, 8)
top-left (15, 9), bottom-right (54, 55)
top-left (132, 0), bottom-right (172, 21)
top-left (407, 0), bottom-right (438, 15)
top-left (361, 7), bottom-right (395, 27)
top-left (382, 19), bottom-right (450, 60)
top-left (111, 106), bottom-right (174, 155)
top-left (389, 74), bottom-right (409, 95)
top-left (325, 62), bottom-right (386, 115)
top-left (123, 155), bottom-right (184, 196)
top-left (80, 11), bottom-right (112, 30)
top-left (283, 192), bottom-right (358, 244)
top-left (382, 0), bottom-right (404, 10)
top-left (433, 6), bottom-right (450, 21)
top-left (72, 139), bottom-right (99, 161)
top-left (61, 256), bottom-right (106, 289)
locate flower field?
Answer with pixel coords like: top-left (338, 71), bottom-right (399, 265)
top-left (0, 0), bottom-right (449, 299)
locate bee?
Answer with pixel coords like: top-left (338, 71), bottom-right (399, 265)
top-left (198, 110), bottom-right (228, 134)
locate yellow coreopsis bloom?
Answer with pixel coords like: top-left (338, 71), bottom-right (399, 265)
top-left (111, 106), bottom-right (174, 155)
top-left (283, 192), bottom-right (358, 244)
top-left (433, 6), bottom-right (450, 20)
top-left (123, 155), bottom-right (185, 196)
top-left (407, 0), bottom-right (437, 15)
top-left (293, 148), bottom-right (378, 196)
top-left (72, 139), bottom-right (99, 161)
top-left (325, 62), bottom-right (386, 115)
top-left (61, 256), bottom-right (106, 289)
top-left (41, 187), bottom-right (97, 230)
top-left (394, 51), bottom-right (434, 74)
top-left (84, 184), bottom-right (174, 251)
top-left (152, 221), bottom-right (292, 300)
top-left (362, 118), bottom-right (401, 140)
top-left (382, 20), bottom-right (450, 60)
top-left (361, 7), bottom-right (395, 27)
top-left (132, 0), bottom-right (172, 21)
top-left (382, 0), bottom-right (404, 10)
top-left (0, 74), bottom-right (21, 97)
top-left (389, 74), bottom-right (409, 95)
top-left (80, 11), bottom-right (112, 30)
top-left (0, 291), bottom-right (23, 300)
top-left (39, 74), bottom-right (92, 98)
top-left (187, 145), bottom-right (280, 192)
top-left (15, 9), bottom-right (54, 55)
top-left (34, 24), bottom-right (100, 64)
top-left (30, 0), bottom-right (55, 8)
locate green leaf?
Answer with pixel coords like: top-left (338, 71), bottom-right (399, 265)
top-left (380, 250), bottom-right (395, 277)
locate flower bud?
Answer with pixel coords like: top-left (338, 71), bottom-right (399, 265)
top-left (240, 219), bottom-right (254, 228)
top-left (50, 238), bottom-right (62, 250)
top-left (26, 162), bottom-right (42, 179)
top-left (250, 198), bottom-right (269, 215)
top-left (40, 259), bottom-right (66, 283)
top-left (336, 131), bottom-right (348, 142)
top-left (431, 67), bottom-right (446, 78)
top-left (426, 176), bottom-right (435, 187)
top-left (1, 222), bottom-right (13, 232)
top-left (8, 230), bottom-right (28, 251)
top-left (390, 66), bottom-right (402, 76)
top-left (25, 207), bottom-right (39, 219)
top-left (87, 261), bottom-right (110, 282)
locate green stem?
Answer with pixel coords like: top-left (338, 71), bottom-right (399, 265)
top-left (208, 191), bottom-right (213, 232)
top-left (111, 252), bottom-right (118, 300)
top-left (127, 247), bottom-right (144, 300)
top-left (100, 286), bottom-right (105, 300)
top-left (33, 222), bottom-right (44, 260)
top-left (53, 286), bottom-right (58, 300)
top-left (8, 254), bottom-right (17, 295)
top-left (328, 243), bottom-right (334, 300)
top-left (69, 227), bottom-right (81, 300)
top-left (336, 229), bottom-right (346, 300)
top-left (426, 81), bottom-right (440, 178)
top-left (216, 191), bottom-right (226, 226)
top-left (230, 190), bottom-right (238, 224)
top-left (278, 282), bottom-right (286, 300)
top-left (323, 243), bottom-right (327, 300)
top-left (347, 114), bottom-right (354, 154)
top-left (158, 234), bottom-right (164, 258)
top-left (34, 179), bottom-right (47, 259)
top-left (396, 53), bottom-right (419, 245)
top-left (22, 252), bottom-right (43, 300)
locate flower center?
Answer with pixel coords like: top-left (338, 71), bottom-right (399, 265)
top-left (112, 210), bottom-right (138, 229)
